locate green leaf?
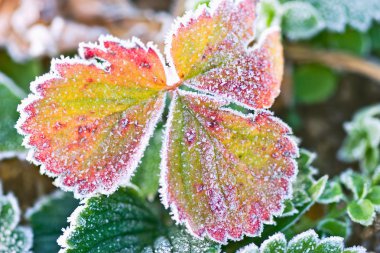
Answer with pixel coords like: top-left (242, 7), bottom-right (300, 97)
top-left (0, 73), bottom-right (25, 159)
top-left (132, 123), bottom-right (163, 200)
top-left (261, 233), bottom-right (287, 253)
top-left (366, 186), bottom-right (380, 206)
top-left (294, 64), bottom-right (338, 104)
top-left (318, 180), bottom-right (343, 204)
top-left (287, 229), bottom-right (318, 253)
top-left (292, 149), bottom-right (319, 206)
top-left (145, 227), bottom-right (220, 253)
top-left (58, 186), bottom-right (220, 253)
top-left (339, 104), bottom-right (380, 172)
top-left (347, 199), bottom-right (375, 226)
top-left (306, 0), bottom-right (346, 32)
top-left (314, 237), bottom-right (343, 253)
top-left (26, 191), bottom-right (79, 253)
top-left (282, 1), bottom-right (325, 40)
top-left (238, 230), bottom-right (364, 253)
top-left (317, 218), bottom-right (351, 238)
top-left (343, 1), bottom-right (372, 32)
top-left (340, 170), bottom-right (369, 200)
top-left (0, 183), bottom-right (32, 253)
top-left (343, 247), bottom-right (367, 253)
top-left (308, 175), bottom-right (328, 201)
top-left (256, 0), bottom-right (282, 34)
top-left (281, 200), bottom-right (298, 217)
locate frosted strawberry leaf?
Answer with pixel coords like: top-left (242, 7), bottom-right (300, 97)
top-left (17, 36), bottom-right (169, 198)
top-left (58, 186), bottom-right (220, 253)
top-left (167, 0), bottom-right (283, 109)
top-left (161, 90), bottom-right (298, 243)
top-left (237, 230), bottom-right (367, 253)
top-left (0, 183), bottom-right (33, 253)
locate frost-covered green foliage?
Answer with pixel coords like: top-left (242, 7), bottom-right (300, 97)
top-left (26, 191), bottom-right (79, 253)
top-left (311, 104), bottom-right (380, 235)
top-left (284, 149), bottom-right (327, 215)
top-left (58, 186), bottom-right (220, 253)
top-left (0, 183), bottom-right (32, 253)
top-left (339, 104), bottom-right (380, 172)
top-left (237, 230), bottom-right (366, 253)
top-left (259, 0), bottom-right (380, 40)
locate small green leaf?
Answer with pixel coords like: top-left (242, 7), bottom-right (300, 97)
top-left (297, 149), bottom-right (317, 169)
top-left (146, 227), bottom-right (220, 253)
top-left (132, 123), bottom-right (163, 200)
top-left (314, 237), bottom-right (343, 253)
top-left (287, 230), bottom-right (318, 253)
top-left (317, 218), bottom-right (351, 238)
top-left (281, 200), bottom-right (298, 217)
top-left (339, 104), bottom-right (380, 172)
top-left (58, 186), bottom-right (220, 253)
top-left (318, 180), bottom-right (343, 204)
top-left (340, 170), bottom-right (368, 200)
top-left (366, 186), bottom-right (380, 206)
top-left (292, 149), bottom-right (319, 207)
top-left (307, 0), bottom-right (346, 32)
top-left (308, 175), bottom-right (328, 201)
top-left (0, 183), bottom-right (32, 253)
top-left (347, 199), bottom-right (375, 226)
top-left (237, 230), bottom-right (366, 253)
top-left (282, 1), bottom-right (325, 40)
top-left (237, 244), bottom-right (259, 253)
top-left (343, 246), bottom-right (367, 253)
top-left (257, 0), bottom-right (282, 33)
top-left (26, 191), bottom-right (79, 253)
top-left (261, 233), bottom-right (287, 253)
top-left (294, 64), bottom-right (338, 104)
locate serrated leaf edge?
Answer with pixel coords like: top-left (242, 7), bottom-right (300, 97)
top-left (159, 90), bottom-right (298, 244)
top-left (16, 36), bottom-right (168, 199)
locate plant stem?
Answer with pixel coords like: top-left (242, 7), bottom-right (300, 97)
top-left (285, 44), bottom-right (380, 83)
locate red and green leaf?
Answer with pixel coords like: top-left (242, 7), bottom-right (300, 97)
top-left (17, 36), bottom-right (168, 197)
top-left (183, 28), bottom-right (283, 109)
top-left (17, 0), bottom-right (297, 244)
top-left (167, 0), bottom-right (283, 109)
top-left (160, 91), bottom-right (298, 243)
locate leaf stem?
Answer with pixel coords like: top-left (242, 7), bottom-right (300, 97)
top-left (285, 44), bottom-right (380, 83)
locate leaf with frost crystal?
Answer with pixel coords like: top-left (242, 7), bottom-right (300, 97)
top-left (282, 1), bottom-right (325, 40)
top-left (0, 183), bottom-right (32, 253)
top-left (17, 36), bottom-right (169, 198)
top-left (0, 73), bottom-right (26, 160)
top-left (168, 0), bottom-right (284, 109)
top-left (26, 191), bottom-right (79, 253)
top-left (161, 91), bottom-right (298, 243)
top-left (237, 230), bottom-right (367, 253)
top-left (58, 186), bottom-right (220, 253)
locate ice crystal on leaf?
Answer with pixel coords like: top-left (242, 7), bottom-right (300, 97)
top-left (0, 183), bottom-right (32, 253)
top-left (17, 0), bottom-right (298, 243)
top-left (161, 91), bottom-right (297, 242)
top-left (237, 230), bottom-right (367, 253)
